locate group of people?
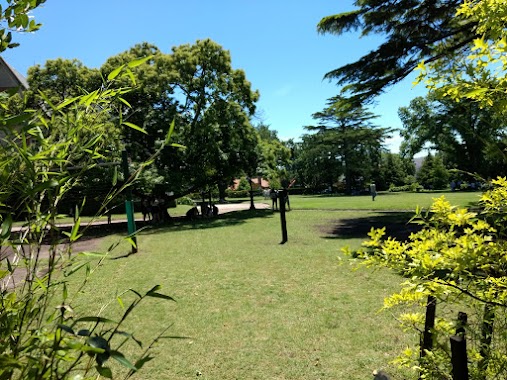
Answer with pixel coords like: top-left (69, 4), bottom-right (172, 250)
top-left (268, 189), bottom-right (290, 211)
top-left (185, 202), bottom-right (219, 221)
top-left (140, 196), bottom-right (171, 223)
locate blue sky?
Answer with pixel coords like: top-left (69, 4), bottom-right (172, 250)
top-left (3, 0), bottom-right (427, 152)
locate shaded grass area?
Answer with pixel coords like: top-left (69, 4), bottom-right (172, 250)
top-left (69, 209), bottom-right (416, 379)
top-left (319, 211), bottom-right (418, 241)
top-left (12, 205), bottom-right (195, 228)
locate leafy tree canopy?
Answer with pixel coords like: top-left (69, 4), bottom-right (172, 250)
top-left (25, 40), bottom-right (260, 199)
top-left (399, 93), bottom-right (507, 178)
top-left (254, 124), bottom-right (291, 183)
top-left (318, 0), bottom-right (479, 104)
top-left (0, 0), bottom-right (46, 52)
top-left (417, 0), bottom-right (507, 113)
top-left (302, 97), bottom-right (391, 192)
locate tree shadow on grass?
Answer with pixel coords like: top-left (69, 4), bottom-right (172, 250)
top-left (320, 211), bottom-right (421, 241)
top-left (138, 208), bottom-right (273, 235)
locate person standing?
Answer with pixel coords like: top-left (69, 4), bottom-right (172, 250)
top-left (370, 183), bottom-right (377, 201)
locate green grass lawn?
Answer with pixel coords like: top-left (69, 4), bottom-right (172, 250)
top-left (12, 191), bottom-right (480, 228)
top-left (69, 208), bottom-right (418, 380)
top-left (286, 190), bottom-right (481, 211)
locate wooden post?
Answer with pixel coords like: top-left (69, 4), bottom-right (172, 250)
top-left (450, 312), bottom-right (469, 380)
top-left (450, 336), bottom-right (468, 380)
top-left (279, 189), bottom-right (288, 244)
top-left (419, 295), bottom-right (437, 379)
top-left (421, 295), bottom-right (437, 358)
top-left (478, 304), bottom-right (495, 379)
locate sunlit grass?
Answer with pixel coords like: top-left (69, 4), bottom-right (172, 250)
top-left (70, 209), bottom-right (416, 379)
top-left (288, 191), bottom-right (481, 211)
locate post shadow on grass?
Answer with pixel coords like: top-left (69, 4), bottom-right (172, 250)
top-left (320, 211), bottom-right (419, 241)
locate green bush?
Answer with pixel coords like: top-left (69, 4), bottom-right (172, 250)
top-left (177, 196), bottom-right (195, 206)
top-left (0, 64), bottom-right (174, 379)
top-left (349, 177), bottom-right (507, 379)
top-left (388, 183), bottom-right (424, 192)
top-left (225, 189), bottom-right (250, 198)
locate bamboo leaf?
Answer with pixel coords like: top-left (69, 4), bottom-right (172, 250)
top-left (145, 285), bottom-right (161, 294)
top-left (129, 289), bottom-right (142, 298)
top-left (63, 282), bottom-right (68, 300)
top-left (107, 65), bottom-right (125, 80)
top-left (80, 89), bottom-right (99, 107)
top-left (96, 366), bottom-right (113, 379)
top-left (124, 69), bottom-right (136, 86)
top-left (37, 90), bottom-right (57, 110)
top-left (77, 329), bottom-right (91, 336)
top-left (3, 113), bottom-right (30, 127)
top-left (118, 97), bottom-right (132, 108)
top-left (122, 121), bottom-right (147, 134)
top-left (127, 55), bottom-right (152, 68)
top-left (134, 355), bottom-right (154, 371)
top-left (1, 215), bottom-right (12, 240)
top-left (116, 331), bottom-right (143, 348)
top-left (78, 251), bottom-right (109, 258)
top-left (6, 258), bottom-right (12, 273)
top-left (164, 119), bottom-right (175, 144)
top-left (110, 351), bottom-right (137, 370)
top-left (65, 261), bottom-right (89, 277)
top-left (117, 295), bottom-right (124, 309)
top-left (0, 269), bottom-right (10, 279)
top-left (58, 324), bottom-right (75, 335)
top-left (68, 217), bottom-right (82, 242)
top-left (146, 292), bottom-right (176, 302)
top-left (56, 96), bottom-right (80, 110)
top-left (112, 166), bottom-right (118, 186)
top-left (75, 316), bottom-right (116, 324)
top-left (33, 179), bottom-right (59, 193)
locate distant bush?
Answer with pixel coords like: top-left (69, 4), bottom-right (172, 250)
top-left (177, 196), bottom-right (195, 206)
top-left (225, 189), bottom-right (250, 198)
top-left (389, 183), bottom-right (424, 192)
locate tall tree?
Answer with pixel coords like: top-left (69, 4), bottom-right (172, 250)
top-left (377, 152), bottom-right (415, 190)
top-left (26, 58), bottom-right (102, 105)
top-left (290, 132), bottom-right (342, 191)
top-left (416, 152), bottom-right (449, 190)
top-left (254, 124), bottom-right (292, 186)
top-left (25, 40), bottom-right (260, 200)
top-left (318, 0), bottom-right (479, 104)
top-left (305, 97), bottom-right (391, 193)
top-left (100, 43), bottom-right (177, 165)
top-left (399, 94), bottom-right (507, 178)
top-left (159, 39), bottom-right (260, 197)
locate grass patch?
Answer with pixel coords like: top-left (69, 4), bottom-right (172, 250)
top-left (69, 209), bottom-right (417, 379)
top-left (288, 191), bottom-right (481, 211)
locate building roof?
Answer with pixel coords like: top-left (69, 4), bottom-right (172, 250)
top-left (231, 177), bottom-right (270, 190)
top-left (0, 56), bottom-right (28, 91)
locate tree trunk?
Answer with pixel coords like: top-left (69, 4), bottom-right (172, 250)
top-left (218, 180), bottom-right (228, 203)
